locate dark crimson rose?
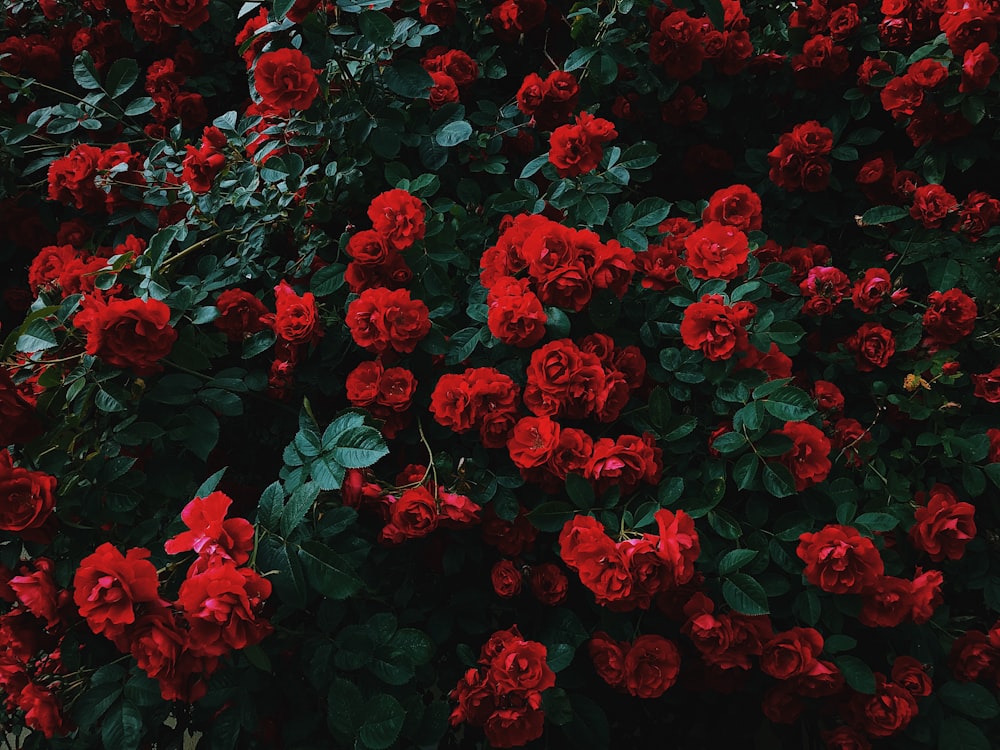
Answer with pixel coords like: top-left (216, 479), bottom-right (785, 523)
top-left (272, 280), bottom-right (321, 345)
top-left (367, 189), bottom-right (426, 250)
top-left (74, 296), bottom-right (178, 376)
top-left (922, 288), bottom-right (977, 348)
top-left (429, 373), bottom-right (476, 432)
top-left (489, 0), bottom-right (547, 41)
top-left (130, 608), bottom-right (217, 702)
top-left (153, 0), bottom-right (209, 29)
top-left (949, 631), bottom-right (999, 682)
top-left (528, 562), bottom-right (568, 605)
top-left (680, 294), bottom-right (748, 361)
top-left (891, 656), bottom-right (932, 698)
top-left (8, 558), bottom-right (60, 628)
top-left (46, 143), bottom-right (104, 212)
top-left (72, 542), bottom-right (161, 639)
top-left (253, 48), bottom-right (319, 117)
top-left (285, 0), bottom-right (321, 22)
top-left (548, 122), bottom-right (602, 177)
top-left (760, 627), bottom-right (824, 680)
top-left (859, 575), bottom-right (913, 627)
top-left (907, 58), bottom-right (948, 88)
top-left (822, 725), bottom-right (871, 750)
top-left (490, 560), bottom-right (522, 598)
top-left (437, 491), bottom-right (481, 528)
top-left (586, 434), bottom-right (660, 495)
top-left (214, 289), bottom-right (268, 341)
top-left (762, 684), bottom-right (805, 724)
top-left (910, 483), bottom-right (976, 561)
top-left (588, 631), bottom-right (627, 688)
top-left (483, 705), bottom-right (545, 749)
top-left (848, 675), bottom-right (918, 737)
top-left (800, 266), bottom-right (850, 316)
top-left (0, 452), bottom-right (57, 534)
top-left (702, 184), bottom-right (763, 232)
top-left (181, 144), bottom-right (224, 193)
top-left (797, 524), bottom-right (884, 594)
top-left (375, 367), bottom-right (417, 411)
top-left (428, 71), bottom-right (459, 109)
top-left (973, 365), bottom-right (1000, 402)
top-left (988, 428), bottom-right (1000, 463)
top-left (846, 322), bottom-right (895, 371)
top-left (419, 0), bottom-right (456, 25)
top-left (910, 184), bottom-right (958, 228)
top-left (909, 567), bottom-right (944, 623)
top-left (775, 421), bottom-right (832, 491)
top-left (684, 221), bottom-right (750, 280)
top-left (346, 229), bottom-right (392, 265)
top-left (813, 380), bottom-right (844, 413)
top-left (178, 561), bottom-right (272, 656)
top-left (961, 41), bottom-right (999, 91)
top-left (163, 491), bottom-right (254, 565)
top-left (487, 277), bottom-right (547, 347)
top-left (851, 267), bottom-right (895, 312)
top-left (0, 370), bottom-right (41, 446)
top-left (623, 635), bottom-right (681, 698)
top-left (558, 515), bottom-right (633, 604)
top-left (16, 682), bottom-right (70, 739)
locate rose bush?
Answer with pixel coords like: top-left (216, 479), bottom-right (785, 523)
top-left (1, 0), bottom-right (1000, 748)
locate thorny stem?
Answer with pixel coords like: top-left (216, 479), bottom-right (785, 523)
top-left (159, 231), bottom-right (230, 271)
top-left (416, 418), bottom-right (438, 493)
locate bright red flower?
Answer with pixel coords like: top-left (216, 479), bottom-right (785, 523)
top-left (177, 561), bottom-right (272, 656)
top-left (910, 483), bottom-right (976, 561)
top-left (72, 543), bottom-right (162, 639)
top-left (680, 294), bottom-right (749, 361)
top-left (253, 48), bottom-right (319, 117)
top-left (164, 491), bottom-right (255, 565)
top-left (776, 421), bottom-right (832, 491)
top-left (74, 296), bottom-right (178, 376)
top-left (797, 524), bottom-right (884, 594)
top-left (0, 452), bottom-right (57, 534)
top-left (623, 635), bottom-right (681, 698)
top-left (367, 189), bottom-right (426, 250)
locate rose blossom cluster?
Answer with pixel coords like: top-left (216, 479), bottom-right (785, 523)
top-left (558, 510), bottom-right (699, 609)
top-left (490, 559), bottom-right (569, 605)
top-left (0, 450), bottom-right (57, 540)
top-left (430, 366), bottom-right (520, 448)
top-left (548, 111), bottom-right (618, 178)
top-left (72, 491), bottom-right (271, 702)
top-left (516, 70), bottom-right (580, 129)
top-left (343, 188), bottom-right (425, 293)
top-left (47, 141), bottom-right (146, 214)
top-left (949, 619), bottom-right (1000, 688)
top-left (480, 213), bottom-right (636, 327)
top-left (682, 592), bottom-right (774, 673)
top-left (587, 631), bottom-right (682, 698)
top-left (28, 234), bottom-right (144, 299)
top-left (73, 294), bottom-right (178, 376)
top-left (0, 557), bottom-right (75, 738)
top-left (421, 47), bottom-right (478, 109)
top-left (449, 626), bottom-right (556, 748)
top-left (345, 360), bottom-right (418, 438)
top-left (767, 120), bottom-right (835, 192)
top-left (647, 3), bottom-right (754, 81)
top-left (796, 523), bottom-right (948, 628)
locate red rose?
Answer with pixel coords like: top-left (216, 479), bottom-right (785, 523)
top-left (961, 41), bottom-right (999, 91)
top-left (482, 705), bottom-right (545, 748)
top-left (653, 508), bottom-right (700, 587)
top-left (9, 558), bottom-right (60, 628)
top-left (367, 189), bottom-right (426, 250)
top-left (591, 239), bottom-right (636, 297)
top-left (507, 416), bottom-right (560, 469)
top-left (907, 58), bottom-right (948, 88)
top-left (272, 280), bottom-right (322, 345)
top-left (16, 682), bottom-right (70, 739)
top-left (702, 184), bottom-right (763, 232)
top-left (181, 144), bottom-right (225, 193)
top-left (178, 561), bottom-right (272, 656)
top-left (163, 491), bottom-right (254, 565)
top-left (623, 635), bottom-right (681, 698)
top-left (760, 627), bottom-right (824, 680)
top-left (588, 631), bottom-right (627, 688)
top-left (822, 726), bottom-right (871, 750)
top-left (681, 294), bottom-right (749, 361)
top-left (949, 631), bottom-right (999, 682)
top-left (528, 563), bottom-right (568, 605)
top-left (74, 296), bottom-right (178, 375)
top-left (586, 434), bottom-right (661, 495)
top-left (910, 184), bottom-right (958, 228)
top-left (491, 560), bottom-right (523, 598)
top-left (153, 0), bottom-right (209, 29)
top-left (922, 288), bottom-right (977, 349)
top-left (253, 48), bottom-right (319, 117)
top-left (130, 608), bottom-right (217, 702)
top-left (800, 266), bottom-right (850, 316)
top-left (47, 144), bottom-right (104, 212)
top-left (549, 122), bottom-right (602, 178)
top-left (909, 567), bottom-right (944, 623)
top-left (988, 428), bottom-right (1000, 463)
top-left (851, 267), bottom-right (895, 313)
top-left (384, 486), bottom-right (439, 542)
top-left (762, 684), bottom-right (805, 724)
top-left (428, 71), bottom-right (459, 109)
top-left (72, 542), bottom-right (161, 639)
top-left (486, 277), bottom-right (547, 348)
top-left (214, 289), bottom-right (268, 341)
top-left (848, 675), bottom-right (918, 737)
top-left (813, 380), bottom-right (844, 413)
top-left (376, 367), bottom-right (417, 411)
top-left (0, 370), bottom-right (41, 447)
top-left (559, 515), bottom-right (633, 604)
top-left (0, 453), bottom-right (57, 534)
top-left (419, 0), bottom-right (456, 25)
top-left (909, 483), bottom-right (976, 561)
top-left (891, 656), bottom-right (932, 698)
top-left (346, 287), bottom-right (431, 354)
top-left (775, 421), bottom-right (832, 491)
top-left (973, 365), bottom-right (1000, 402)
top-left (797, 524), bottom-right (884, 594)
top-left (846, 322), bottom-right (895, 371)
top-left (489, 636), bottom-right (556, 693)
top-left (859, 575), bottom-right (913, 627)
top-left (684, 221), bottom-right (750, 280)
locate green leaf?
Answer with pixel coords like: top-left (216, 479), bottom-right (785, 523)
top-left (194, 468), bottom-right (227, 499)
top-left (16, 318), bottom-right (58, 353)
top-left (565, 473), bottom-right (595, 508)
top-left (124, 97), bottom-right (155, 116)
top-left (577, 194), bottom-right (610, 226)
top-left (859, 205), bottom-right (911, 226)
top-left (834, 655), bottom-right (875, 694)
top-left (359, 694), bottom-right (405, 750)
top-left (298, 541), bottom-right (363, 600)
top-left (281, 481), bottom-right (320, 536)
top-left (563, 47), bottom-right (597, 72)
top-left (526, 502), bottom-right (576, 532)
top-left (359, 10), bottom-right (394, 44)
top-left (763, 387), bottom-right (817, 421)
top-left (545, 307), bottom-right (570, 339)
top-left (855, 512), bottom-right (899, 532)
top-left (72, 681), bottom-right (121, 731)
top-left (327, 678), bottom-right (364, 742)
top-left (617, 141), bottom-right (659, 170)
top-left (123, 675), bottom-right (160, 708)
top-left (722, 573), bottom-right (770, 615)
top-left (733, 453), bottom-right (760, 490)
top-left (274, 0), bottom-right (297, 18)
top-left (389, 629), bottom-right (434, 665)
top-left (101, 701), bottom-right (144, 750)
top-left (73, 51), bottom-right (101, 90)
top-left (718, 549), bottom-right (758, 575)
top-left (938, 716), bottom-right (991, 750)
top-left (520, 153), bottom-right (551, 179)
top-left (383, 59), bottom-right (433, 98)
top-left (938, 682), bottom-right (1000, 719)
top-left (329, 426), bottom-right (389, 468)
top-left (242, 328), bottom-right (276, 358)
top-left (762, 463), bottom-right (796, 498)
top-left (435, 120), bottom-right (473, 148)
top-left (257, 481), bottom-right (285, 530)
top-left (105, 58), bottom-right (138, 98)
top-left (546, 643), bottom-right (575, 672)
top-left (657, 476), bottom-right (684, 506)
top-left (712, 431), bottom-right (747, 455)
